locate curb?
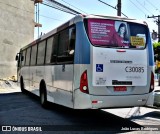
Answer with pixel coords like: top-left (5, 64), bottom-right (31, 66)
top-left (144, 106), bottom-right (160, 109)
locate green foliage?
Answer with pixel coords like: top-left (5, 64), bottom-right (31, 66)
top-left (153, 42), bottom-right (160, 49)
top-left (153, 42), bottom-right (160, 55)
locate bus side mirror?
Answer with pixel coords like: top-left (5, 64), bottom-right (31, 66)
top-left (152, 31), bottom-right (157, 40)
top-left (15, 55), bottom-right (18, 61)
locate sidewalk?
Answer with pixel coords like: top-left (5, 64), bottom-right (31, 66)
top-left (0, 80), bottom-right (20, 93)
top-left (105, 81), bottom-right (160, 126)
top-left (104, 106), bottom-right (160, 126)
top-left (155, 81), bottom-right (159, 91)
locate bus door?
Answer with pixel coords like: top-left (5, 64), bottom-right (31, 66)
top-left (53, 27), bottom-right (75, 105)
top-left (15, 51), bottom-right (25, 82)
top-left (15, 53), bottom-right (21, 82)
top-left (23, 48), bottom-right (31, 91)
top-left (15, 53), bottom-right (21, 72)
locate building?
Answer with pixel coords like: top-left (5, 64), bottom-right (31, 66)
top-left (0, 0), bottom-right (35, 78)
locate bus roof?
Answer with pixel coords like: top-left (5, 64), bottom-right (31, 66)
top-left (21, 14), bottom-right (148, 51)
top-left (42, 14), bottom-right (146, 40)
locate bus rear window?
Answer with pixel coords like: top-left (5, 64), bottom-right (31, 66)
top-left (87, 19), bottom-right (148, 49)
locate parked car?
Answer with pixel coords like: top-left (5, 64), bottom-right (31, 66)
top-left (154, 90), bottom-right (160, 107)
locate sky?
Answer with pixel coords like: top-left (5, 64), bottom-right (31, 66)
top-left (34, 0), bottom-right (160, 40)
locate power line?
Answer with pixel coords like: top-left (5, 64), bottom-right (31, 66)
top-left (60, 0), bottom-right (88, 14)
top-left (98, 0), bottom-right (128, 18)
top-left (148, 15), bottom-right (160, 42)
top-left (98, 0), bottom-right (116, 10)
top-left (40, 14), bottom-right (62, 21)
top-left (43, 0), bottom-right (81, 15)
top-left (146, 0), bottom-right (158, 10)
top-left (129, 0), bottom-right (147, 15)
top-left (135, 0), bottom-right (153, 15)
top-left (42, 2), bottom-right (76, 15)
top-left (146, 0), bottom-right (160, 13)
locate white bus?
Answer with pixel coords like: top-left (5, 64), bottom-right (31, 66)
top-left (16, 14), bottom-right (155, 109)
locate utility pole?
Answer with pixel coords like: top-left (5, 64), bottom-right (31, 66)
top-left (158, 16), bottom-right (160, 42)
top-left (148, 15), bottom-right (160, 42)
top-left (117, 0), bottom-right (121, 16)
top-left (148, 15), bottom-right (160, 86)
top-left (98, 0), bottom-right (128, 18)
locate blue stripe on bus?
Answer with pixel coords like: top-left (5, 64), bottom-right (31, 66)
top-left (74, 22), bottom-right (90, 64)
top-left (147, 31), bottom-right (154, 66)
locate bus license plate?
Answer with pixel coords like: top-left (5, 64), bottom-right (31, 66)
top-left (114, 86), bottom-right (127, 92)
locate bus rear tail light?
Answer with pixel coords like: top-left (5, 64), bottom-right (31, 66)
top-left (149, 72), bottom-right (154, 93)
top-left (80, 70), bottom-right (89, 94)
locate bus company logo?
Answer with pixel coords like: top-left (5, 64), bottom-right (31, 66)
top-left (96, 64), bottom-right (103, 72)
top-left (2, 126), bottom-right (11, 131)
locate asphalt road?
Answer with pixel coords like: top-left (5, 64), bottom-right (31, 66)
top-left (0, 91), bottom-right (146, 133)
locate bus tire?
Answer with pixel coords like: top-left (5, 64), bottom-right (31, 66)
top-left (20, 77), bottom-right (25, 93)
top-left (40, 81), bottom-right (48, 108)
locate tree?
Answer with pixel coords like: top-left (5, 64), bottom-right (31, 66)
top-left (153, 42), bottom-right (160, 77)
top-left (153, 42), bottom-right (160, 54)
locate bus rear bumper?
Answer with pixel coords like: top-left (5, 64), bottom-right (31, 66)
top-left (74, 89), bottom-right (154, 109)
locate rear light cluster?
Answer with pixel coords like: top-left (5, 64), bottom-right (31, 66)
top-left (149, 72), bottom-right (154, 93)
top-left (80, 70), bottom-right (89, 94)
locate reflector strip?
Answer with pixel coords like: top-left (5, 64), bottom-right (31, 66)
top-left (117, 50), bottom-right (126, 52)
top-left (92, 101), bottom-right (103, 104)
top-left (92, 101), bottom-right (98, 104)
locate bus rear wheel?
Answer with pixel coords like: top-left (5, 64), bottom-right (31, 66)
top-left (40, 82), bottom-right (47, 108)
top-left (20, 77), bottom-right (25, 93)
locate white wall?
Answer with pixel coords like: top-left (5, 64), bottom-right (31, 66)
top-left (0, 0), bottom-right (34, 78)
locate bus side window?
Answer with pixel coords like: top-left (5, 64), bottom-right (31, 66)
top-left (21, 50), bottom-right (26, 66)
top-left (37, 40), bottom-right (46, 65)
top-left (46, 36), bottom-right (54, 64)
top-left (57, 29), bottom-right (69, 62)
top-left (18, 54), bottom-right (23, 67)
top-left (25, 48), bottom-right (31, 66)
top-left (57, 26), bottom-right (75, 63)
top-left (69, 27), bottom-right (76, 55)
top-left (30, 44), bottom-right (37, 65)
top-left (51, 34), bottom-right (58, 63)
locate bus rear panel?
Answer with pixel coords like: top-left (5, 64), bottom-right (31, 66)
top-left (73, 17), bottom-right (154, 109)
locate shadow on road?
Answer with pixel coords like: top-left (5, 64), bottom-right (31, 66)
top-left (129, 111), bottom-right (160, 120)
top-left (0, 91), bottom-right (143, 133)
top-left (47, 103), bottom-right (143, 132)
top-left (26, 91), bottom-right (143, 132)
